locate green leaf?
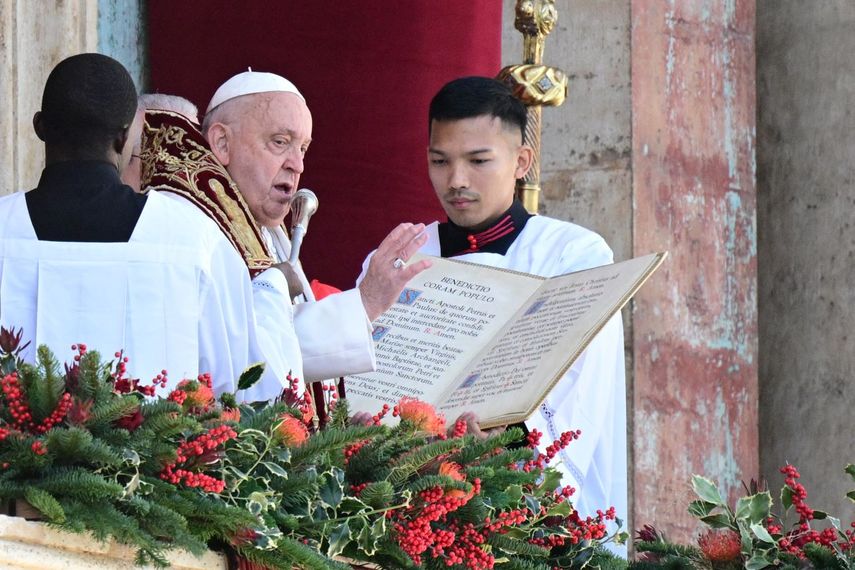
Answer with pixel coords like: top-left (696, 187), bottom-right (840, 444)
top-left (812, 509), bottom-right (827, 520)
top-left (847, 490), bottom-right (855, 503)
top-left (318, 469), bottom-right (344, 509)
top-left (247, 491), bottom-right (269, 516)
top-left (750, 522), bottom-right (775, 543)
top-left (505, 484), bottom-right (523, 503)
top-left (781, 485), bottom-right (793, 511)
top-left (545, 500), bottom-right (572, 518)
top-left (700, 513), bottom-right (735, 530)
top-left (326, 521), bottom-right (351, 558)
top-left (845, 464), bottom-right (855, 480)
top-left (237, 362), bottom-right (265, 391)
top-left (263, 462), bottom-right (289, 479)
top-left (538, 468), bottom-right (563, 494)
top-left (23, 488), bottom-right (65, 523)
top-left (688, 499), bottom-right (716, 518)
top-left (735, 492), bottom-right (772, 524)
top-left (122, 448), bottom-right (141, 466)
top-left (745, 553), bottom-right (773, 570)
top-left (356, 516), bottom-right (385, 556)
top-left (692, 475), bottom-right (724, 505)
top-left (828, 516), bottom-right (841, 530)
top-left (523, 494), bottom-right (541, 516)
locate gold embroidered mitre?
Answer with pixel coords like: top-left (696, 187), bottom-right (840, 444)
top-left (139, 109), bottom-right (274, 276)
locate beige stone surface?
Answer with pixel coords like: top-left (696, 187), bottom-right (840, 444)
top-left (0, 514), bottom-right (226, 569)
top-left (0, 0), bottom-right (98, 196)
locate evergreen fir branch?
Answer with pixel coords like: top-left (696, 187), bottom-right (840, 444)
top-left (275, 471), bottom-right (320, 507)
top-left (358, 480), bottom-right (395, 510)
top-left (23, 487), bottom-right (66, 523)
top-left (635, 540), bottom-right (703, 560)
top-left (34, 467), bottom-right (124, 501)
top-left (627, 557), bottom-right (696, 570)
top-left (345, 433), bottom-right (421, 483)
top-left (471, 447), bottom-right (534, 471)
top-left (239, 401), bottom-right (290, 433)
top-left (447, 495), bottom-right (489, 525)
top-left (86, 397), bottom-right (141, 430)
top-left (45, 427), bottom-right (123, 467)
top-left (488, 533), bottom-right (550, 558)
top-left (802, 542), bottom-right (845, 569)
top-left (289, 425), bottom-right (385, 468)
top-left (450, 426), bottom-right (526, 465)
top-left (26, 345), bottom-right (65, 421)
top-left (404, 474), bottom-right (464, 495)
top-left (587, 548), bottom-right (630, 570)
top-left (330, 398), bottom-right (350, 429)
top-left (494, 557), bottom-right (551, 570)
top-left (239, 535), bottom-right (352, 570)
top-left (388, 438), bottom-right (463, 487)
top-left (77, 350), bottom-right (110, 400)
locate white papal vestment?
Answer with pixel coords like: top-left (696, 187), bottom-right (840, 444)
top-left (261, 226), bottom-right (376, 382)
top-left (0, 189), bottom-right (293, 402)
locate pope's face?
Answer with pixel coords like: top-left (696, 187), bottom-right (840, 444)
top-left (223, 92), bottom-right (313, 228)
top-left (428, 115), bottom-right (531, 232)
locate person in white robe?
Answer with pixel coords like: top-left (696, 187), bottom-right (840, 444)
top-left (0, 53), bottom-right (290, 402)
top-left (201, 71), bottom-right (432, 383)
top-left (361, 77), bottom-right (627, 553)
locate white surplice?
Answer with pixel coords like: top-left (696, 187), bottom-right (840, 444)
top-left (261, 226), bottom-right (375, 382)
top-left (0, 190), bottom-right (293, 402)
top-left (419, 216), bottom-right (628, 550)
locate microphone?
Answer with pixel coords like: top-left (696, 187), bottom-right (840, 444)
top-left (288, 188), bottom-right (319, 264)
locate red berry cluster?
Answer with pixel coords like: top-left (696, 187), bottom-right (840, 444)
top-left (773, 464), bottom-right (853, 558)
top-left (392, 479), bottom-right (488, 568)
top-left (350, 482), bottom-right (368, 495)
top-left (34, 392), bottom-right (73, 433)
top-left (451, 418), bottom-right (468, 438)
top-left (343, 439), bottom-right (370, 465)
top-left (526, 428), bottom-right (543, 448)
top-left (111, 351), bottom-right (168, 397)
top-left (2, 372), bottom-right (74, 434)
top-left (31, 440), bottom-right (47, 455)
top-left (168, 389), bottom-right (187, 405)
top-left (2, 372), bottom-right (33, 430)
top-left (371, 403), bottom-right (390, 425)
top-left (160, 425), bottom-right (237, 493)
top-left (522, 429), bottom-right (581, 472)
top-left (484, 508), bottom-right (528, 532)
top-left (70, 343), bottom-right (87, 361)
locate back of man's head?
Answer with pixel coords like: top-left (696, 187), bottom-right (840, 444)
top-left (139, 93), bottom-right (199, 124)
top-left (429, 77), bottom-right (527, 142)
top-left (38, 53), bottom-right (137, 155)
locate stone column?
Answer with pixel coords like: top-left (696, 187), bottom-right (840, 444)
top-left (0, 0), bottom-right (98, 196)
top-left (757, 0), bottom-right (855, 526)
top-left (504, 0), bottom-right (759, 540)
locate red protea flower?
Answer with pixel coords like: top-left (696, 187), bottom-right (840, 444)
top-left (698, 529), bottom-right (742, 562)
top-left (396, 397), bottom-right (445, 435)
top-left (438, 461), bottom-right (465, 482)
top-left (273, 413), bottom-right (309, 447)
top-left (0, 327), bottom-right (29, 355)
top-left (220, 406), bottom-right (241, 423)
top-left (176, 379), bottom-right (214, 409)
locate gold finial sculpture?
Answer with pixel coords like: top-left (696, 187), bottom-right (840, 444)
top-left (498, 0), bottom-right (568, 214)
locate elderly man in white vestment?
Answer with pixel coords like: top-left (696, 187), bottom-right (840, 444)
top-left (0, 54), bottom-right (290, 402)
top-left (415, 77), bottom-right (627, 549)
top-left (200, 71), bottom-right (431, 384)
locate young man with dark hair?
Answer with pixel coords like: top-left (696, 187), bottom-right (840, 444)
top-left (422, 76), bottom-right (627, 548)
top-left (0, 53), bottom-right (292, 400)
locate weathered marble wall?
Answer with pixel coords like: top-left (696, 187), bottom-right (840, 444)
top-left (0, 0), bottom-right (98, 196)
top-left (757, 0), bottom-right (855, 526)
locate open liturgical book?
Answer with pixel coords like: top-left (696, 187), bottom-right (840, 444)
top-left (345, 252), bottom-right (667, 429)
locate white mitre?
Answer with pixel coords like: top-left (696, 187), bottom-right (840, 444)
top-left (206, 67), bottom-right (305, 113)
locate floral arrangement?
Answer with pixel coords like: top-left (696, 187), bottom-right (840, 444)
top-left (632, 464), bottom-right (855, 569)
top-left (0, 327), bottom-right (626, 569)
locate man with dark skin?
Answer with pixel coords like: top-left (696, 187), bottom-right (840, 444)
top-left (0, 53), bottom-right (289, 400)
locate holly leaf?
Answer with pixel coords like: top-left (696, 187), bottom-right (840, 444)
top-left (700, 513), bottom-right (735, 530)
top-left (845, 464), bottom-right (855, 480)
top-left (735, 492), bottom-right (772, 524)
top-left (505, 484), bottom-right (523, 503)
top-left (545, 501), bottom-right (573, 518)
top-left (812, 509), bottom-right (827, 520)
top-left (263, 461), bottom-right (289, 479)
top-left (524, 494), bottom-right (541, 516)
top-left (237, 362), bottom-right (265, 391)
top-left (688, 499), bottom-right (716, 518)
top-left (750, 522), bottom-right (775, 544)
top-left (326, 521), bottom-right (351, 558)
top-left (692, 475), bottom-right (724, 505)
top-left (745, 552), bottom-right (773, 570)
top-left (781, 485), bottom-right (793, 511)
top-left (319, 470), bottom-right (344, 509)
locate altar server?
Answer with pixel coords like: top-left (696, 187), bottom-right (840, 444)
top-left (419, 77), bottom-right (627, 544)
top-left (0, 53), bottom-right (290, 401)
